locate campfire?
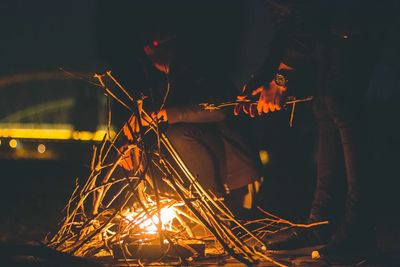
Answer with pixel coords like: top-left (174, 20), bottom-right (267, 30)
top-left (46, 71), bottom-right (326, 267)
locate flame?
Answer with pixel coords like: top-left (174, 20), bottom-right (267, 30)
top-left (125, 206), bottom-right (177, 234)
top-left (141, 206), bottom-right (176, 233)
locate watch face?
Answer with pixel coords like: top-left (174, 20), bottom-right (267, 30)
top-left (275, 73), bottom-right (287, 87)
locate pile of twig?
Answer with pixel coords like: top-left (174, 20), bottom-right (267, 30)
top-left (46, 72), bottom-right (324, 267)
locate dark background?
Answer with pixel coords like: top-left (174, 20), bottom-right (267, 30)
top-left (0, 0), bottom-right (399, 254)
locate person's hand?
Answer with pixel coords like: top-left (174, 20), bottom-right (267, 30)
top-left (123, 115), bottom-right (143, 141)
top-left (252, 80), bottom-right (286, 115)
top-left (152, 108), bottom-right (168, 123)
top-left (118, 144), bottom-right (142, 172)
top-left (234, 95), bottom-right (258, 117)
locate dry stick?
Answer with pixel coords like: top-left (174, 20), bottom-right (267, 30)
top-left (106, 71), bottom-right (166, 248)
top-left (52, 166), bottom-right (105, 247)
top-left (154, 154), bottom-right (255, 264)
top-left (214, 214), bottom-right (254, 252)
top-left (83, 177), bottom-right (135, 197)
top-left (173, 207), bottom-right (203, 227)
top-left (158, 166), bottom-right (255, 266)
top-left (146, 112), bottom-right (288, 266)
top-left (174, 213), bottom-right (194, 238)
top-left (204, 209), bottom-right (253, 258)
top-left (92, 148), bottom-right (131, 214)
top-left (94, 73), bottom-right (132, 111)
top-left (200, 200), bottom-right (256, 261)
top-left (157, 152), bottom-right (258, 263)
top-left (48, 181), bottom-right (81, 246)
top-left (208, 191), bottom-right (235, 218)
top-left (54, 183), bottom-right (80, 240)
top-left (106, 97), bottom-right (112, 139)
top-left (61, 171), bottom-right (108, 234)
top-left (92, 76), bottom-right (140, 215)
top-left (254, 250), bottom-right (288, 267)
top-left (87, 73), bottom-right (282, 265)
top-left (107, 71), bottom-right (134, 102)
top-left (97, 134), bottom-right (108, 165)
top-left (160, 133), bottom-right (267, 248)
top-left (258, 207), bottom-right (329, 228)
top-left (69, 194), bottom-right (134, 255)
top-left (121, 173), bottom-right (189, 263)
top-left (155, 131), bottom-right (218, 216)
top-left (99, 129), bottom-right (123, 166)
top-left (73, 208), bottom-right (115, 244)
top-left (90, 146), bottom-right (97, 172)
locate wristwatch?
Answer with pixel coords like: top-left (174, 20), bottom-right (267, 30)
top-left (274, 70), bottom-right (289, 87)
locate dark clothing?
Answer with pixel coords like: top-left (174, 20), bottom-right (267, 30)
top-left (160, 63), bottom-right (260, 194)
top-left (250, 0), bottom-right (396, 224)
top-left (249, 0), bottom-right (392, 91)
top-left (164, 64), bottom-right (231, 124)
top-left (311, 96), bottom-right (365, 223)
top-left (167, 123), bottom-right (260, 193)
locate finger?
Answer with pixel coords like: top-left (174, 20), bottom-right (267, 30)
top-left (263, 102), bottom-right (269, 114)
top-left (121, 159), bottom-right (133, 171)
top-left (127, 115), bottom-right (134, 127)
top-left (252, 86), bottom-right (264, 96)
top-left (243, 104), bottom-right (250, 115)
top-left (274, 95), bottom-right (282, 111)
top-left (257, 94), bottom-right (265, 115)
top-left (261, 93), bottom-right (270, 114)
top-left (250, 103), bottom-right (257, 118)
top-left (234, 103), bottom-right (241, 116)
top-left (269, 102), bottom-right (276, 112)
top-left (257, 101), bottom-right (262, 115)
top-left (123, 125), bottom-right (133, 141)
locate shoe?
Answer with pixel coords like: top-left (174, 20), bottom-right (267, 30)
top-left (264, 224), bottom-right (331, 256)
top-left (311, 222), bottom-right (377, 264)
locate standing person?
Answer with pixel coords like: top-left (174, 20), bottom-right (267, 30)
top-left (236, 0), bottom-right (395, 259)
top-left (123, 32), bottom-right (263, 213)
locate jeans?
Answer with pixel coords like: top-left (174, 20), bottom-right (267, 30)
top-left (310, 95), bottom-right (367, 225)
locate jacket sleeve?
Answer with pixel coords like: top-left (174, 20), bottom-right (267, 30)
top-left (165, 71), bottom-right (235, 124)
top-left (280, 0), bottom-right (323, 68)
top-left (166, 105), bottom-right (226, 124)
top-left (246, 0), bottom-right (323, 91)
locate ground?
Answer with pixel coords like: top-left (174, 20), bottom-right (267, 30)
top-left (1, 159), bottom-right (399, 267)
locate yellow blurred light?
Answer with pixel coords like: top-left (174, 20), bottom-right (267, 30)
top-left (93, 130), bottom-right (116, 141)
top-left (259, 150), bottom-right (270, 165)
top-left (0, 128), bottom-right (71, 140)
top-left (0, 127), bottom-right (114, 142)
top-left (9, 139), bottom-right (18, 148)
top-left (38, 144), bottom-right (46, 154)
top-left (72, 131), bottom-right (93, 141)
top-left (80, 131), bottom-right (93, 141)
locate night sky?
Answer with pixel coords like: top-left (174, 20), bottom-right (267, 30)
top-left (0, 0), bottom-right (273, 87)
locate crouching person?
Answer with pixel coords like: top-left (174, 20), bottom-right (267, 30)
top-left (123, 32), bottom-right (262, 213)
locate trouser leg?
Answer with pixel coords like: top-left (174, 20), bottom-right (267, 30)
top-left (166, 123), bottom-right (226, 195)
top-left (324, 96), bottom-right (366, 224)
top-left (225, 180), bottom-right (262, 211)
top-left (166, 123), bottom-right (261, 209)
top-left (310, 96), bottom-right (341, 222)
